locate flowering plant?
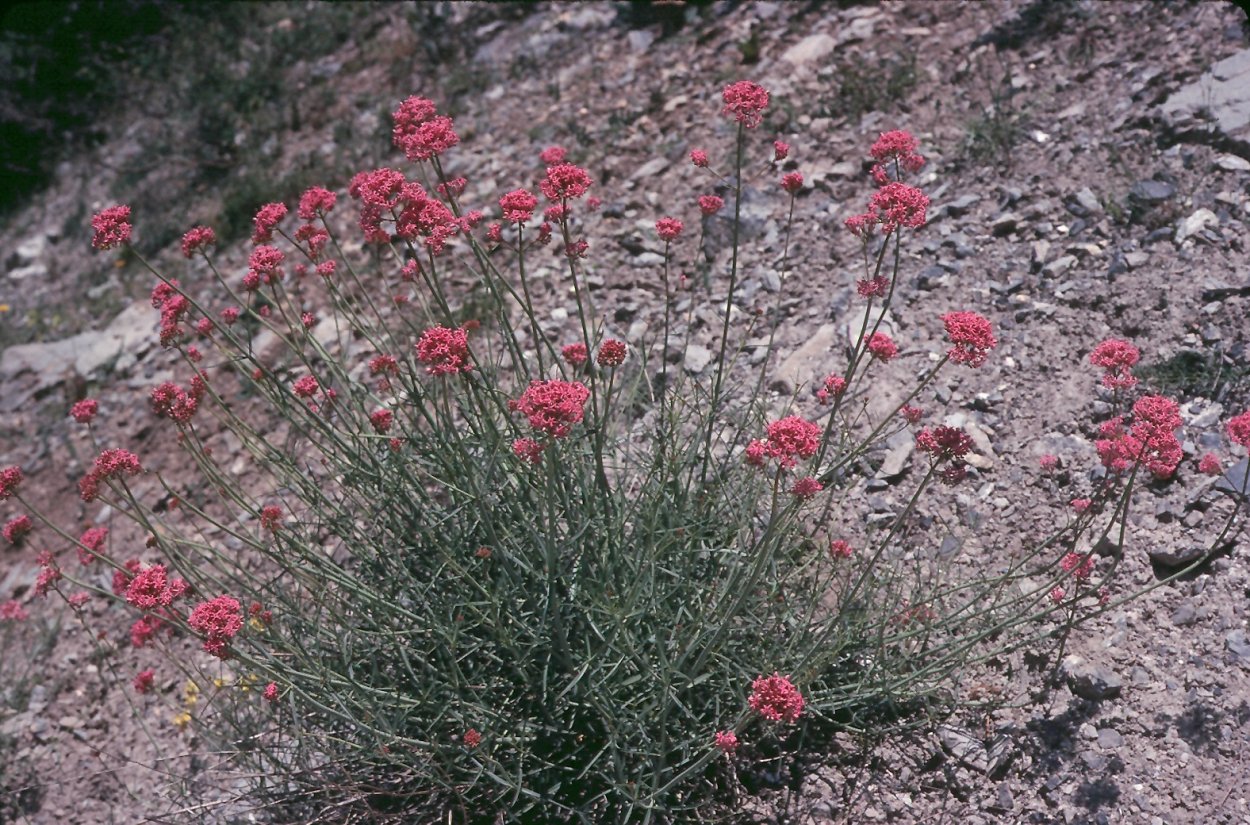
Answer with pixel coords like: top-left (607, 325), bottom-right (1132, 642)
top-left (4, 84), bottom-right (1246, 825)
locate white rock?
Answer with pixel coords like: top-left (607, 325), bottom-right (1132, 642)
top-left (781, 33), bottom-right (836, 67)
top-left (1175, 208), bottom-right (1218, 243)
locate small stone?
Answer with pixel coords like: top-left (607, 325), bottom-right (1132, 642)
top-left (781, 32), bottom-right (837, 66)
top-left (1175, 208), bottom-right (1218, 243)
top-left (1227, 630), bottom-right (1250, 666)
top-left (1171, 601), bottom-right (1198, 627)
top-left (1096, 728), bottom-right (1124, 748)
top-left (877, 433), bottom-right (914, 479)
top-left (683, 344), bottom-right (712, 374)
top-left (772, 323), bottom-right (836, 394)
top-left (1129, 179), bottom-right (1176, 205)
top-left (992, 212), bottom-right (1021, 237)
top-left (1215, 458), bottom-right (1250, 497)
top-left (1062, 655), bottom-right (1122, 700)
top-left (939, 726), bottom-right (989, 772)
top-left (1214, 154), bottom-right (1250, 171)
top-left (1070, 187), bottom-right (1103, 216)
top-left (1148, 542), bottom-right (1205, 567)
top-left (945, 194), bottom-right (982, 217)
top-left (1042, 255), bottom-right (1076, 278)
top-left (994, 783), bottom-right (1014, 812)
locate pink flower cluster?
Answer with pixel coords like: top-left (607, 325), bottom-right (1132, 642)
top-left (251, 202), bottom-right (288, 244)
top-left (0, 600), bottom-right (28, 622)
top-left (511, 380), bottom-right (591, 438)
top-left (77, 526), bottom-right (108, 565)
top-left (655, 217), bottom-right (683, 241)
top-left (181, 225), bottom-right (216, 258)
top-left (392, 96), bottom-right (459, 161)
top-left (1060, 552), bottom-right (1095, 581)
top-left (816, 374), bottom-right (846, 405)
top-left (500, 189), bottom-right (539, 223)
top-left (745, 416), bottom-right (822, 471)
top-left (1226, 410), bottom-right (1250, 447)
top-left (829, 539), bottom-right (853, 559)
top-left (91, 205), bottom-right (132, 250)
top-left (125, 564), bottom-right (189, 610)
top-left (867, 332), bottom-right (899, 362)
top-left (298, 186), bottom-right (337, 220)
top-left (348, 168), bottom-right (466, 253)
top-left (597, 339), bottom-right (627, 367)
top-left (916, 426), bottom-right (974, 461)
top-left (780, 171), bottom-right (803, 193)
top-left (1095, 395), bottom-right (1183, 479)
top-left (698, 195), bottom-right (724, 215)
top-left (79, 448), bottom-right (141, 502)
top-left (188, 595), bottom-right (244, 660)
top-left (151, 279), bottom-right (190, 346)
top-left (790, 476), bottom-right (823, 499)
top-left (721, 81), bottom-right (770, 129)
top-left (942, 312), bottom-right (997, 368)
top-left (540, 163), bottom-right (593, 201)
top-left (416, 326), bottom-right (472, 375)
top-left (868, 182), bottom-right (930, 233)
top-left (3, 514), bottom-right (31, 545)
top-left (562, 342), bottom-right (588, 366)
top-left (869, 130), bottom-right (925, 181)
top-left (151, 376), bottom-right (206, 425)
top-left (748, 673), bottom-right (804, 723)
top-left (244, 245), bottom-right (285, 290)
top-left (714, 730), bottom-right (739, 754)
top-left (1089, 338), bottom-right (1140, 389)
top-left (70, 398), bottom-right (99, 424)
top-left (0, 465), bottom-right (21, 501)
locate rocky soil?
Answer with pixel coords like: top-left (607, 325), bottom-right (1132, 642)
top-left (2, 1), bottom-right (1250, 822)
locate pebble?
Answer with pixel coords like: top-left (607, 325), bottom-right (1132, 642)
top-left (1097, 728), bottom-right (1125, 748)
top-left (683, 344), bottom-right (712, 374)
top-left (1062, 655), bottom-right (1123, 700)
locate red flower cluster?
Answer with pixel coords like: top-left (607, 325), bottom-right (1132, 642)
top-left (500, 189), bottom-right (539, 223)
top-left (91, 205), bottom-right (132, 250)
top-left (181, 225), bottom-right (216, 258)
top-left (292, 375), bottom-right (320, 398)
top-left (80, 448), bottom-right (141, 501)
top-left (816, 374), bottom-right (846, 405)
top-left (34, 551), bottom-right (61, 598)
top-left (151, 377), bottom-right (205, 425)
top-left (857, 276), bottom-right (889, 297)
top-left (540, 145), bottom-right (567, 165)
top-left (866, 332), bottom-right (898, 362)
top-left (260, 505), bottom-right (283, 532)
top-left (77, 526), bottom-right (108, 565)
top-left (512, 438), bottom-right (546, 464)
top-left (125, 564), bottom-right (188, 610)
top-left (1089, 338), bottom-right (1140, 389)
top-left (245, 245), bottom-right (285, 290)
top-left (829, 539), bottom-right (853, 559)
top-left (1197, 453), bottom-right (1222, 475)
top-left (1, 601), bottom-right (29, 622)
top-left (916, 426), bottom-right (974, 461)
top-left (790, 476), bottom-right (823, 499)
top-left (597, 340), bottom-right (627, 368)
top-left (151, 280), bottom-right (190, 346)
top-left (714, 730), bottom-right (739, 754)
top-left (745, 416), bottom-right (822, 471)
top-left (298, 186), bottom-right (337, 221)
top-left (540, 163), bottom-right (593, 201)
top-left (722, 81), bottom-right (770, 128)
top-left (0, 465), bottom-right (23, 501)
top-left (942, 312), bottom-right (997, 368)
top-left (188, 595), bottom-right (244, 660)
top-left (512, 380), bottom-right (591, 438)
top-left (70, 398), bottom-right (98, 424)
top-left (748, 673), bottom-right (803, 723)
top-left (869, 130), bottom-right (925, 180)
top-left (251, 202), bottom-right (288, 244)
top-left (392, 96), bottom-right (459, 161)
top-left (1227, 410), bottom-right (1250, 447)
top-left (3, 515), bottom-right (31, 545)
top-left (133, 670), bottom-right (155, 694)
top-left (655, 217), bottom-right (683, 241)
top-left (1096, 395), bottom-right (1183, 479)
top-left (869, 182), bottom-right (929, 232)
top-left (463, 728), bottom-right (482, 749)
top-left (370, 409), bottom-right (394, 434)
top-left (698, 195), bottom-right (724, 215)
top-left (1060, 552), bottom-right (1095, 581)
top-left (773, 140), bottom-right (790, 161)
top-left (780, 171), bottom-right (803, 193)
top-left (690, 149), bottom-right (709, 168)
top-left (263, 682), bottom-right (279, 702)
top-left (562, 343), bottom-right (588, 366)
top-left (416, 326), bottom-right (472, 376)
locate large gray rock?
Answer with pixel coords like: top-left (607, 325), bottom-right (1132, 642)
top-left (771, 322), bottom-right (836, 395)
top-left (1159, 48), bottom-right (1250, 156)
top-left (0, 301), bottom-right (154, 401)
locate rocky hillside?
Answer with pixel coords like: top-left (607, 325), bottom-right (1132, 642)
top-left (2, 2), bottom-right (1250, 822)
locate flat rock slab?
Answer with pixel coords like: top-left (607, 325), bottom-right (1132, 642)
top-left (1159, 48), bottom-right (1250, 156)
